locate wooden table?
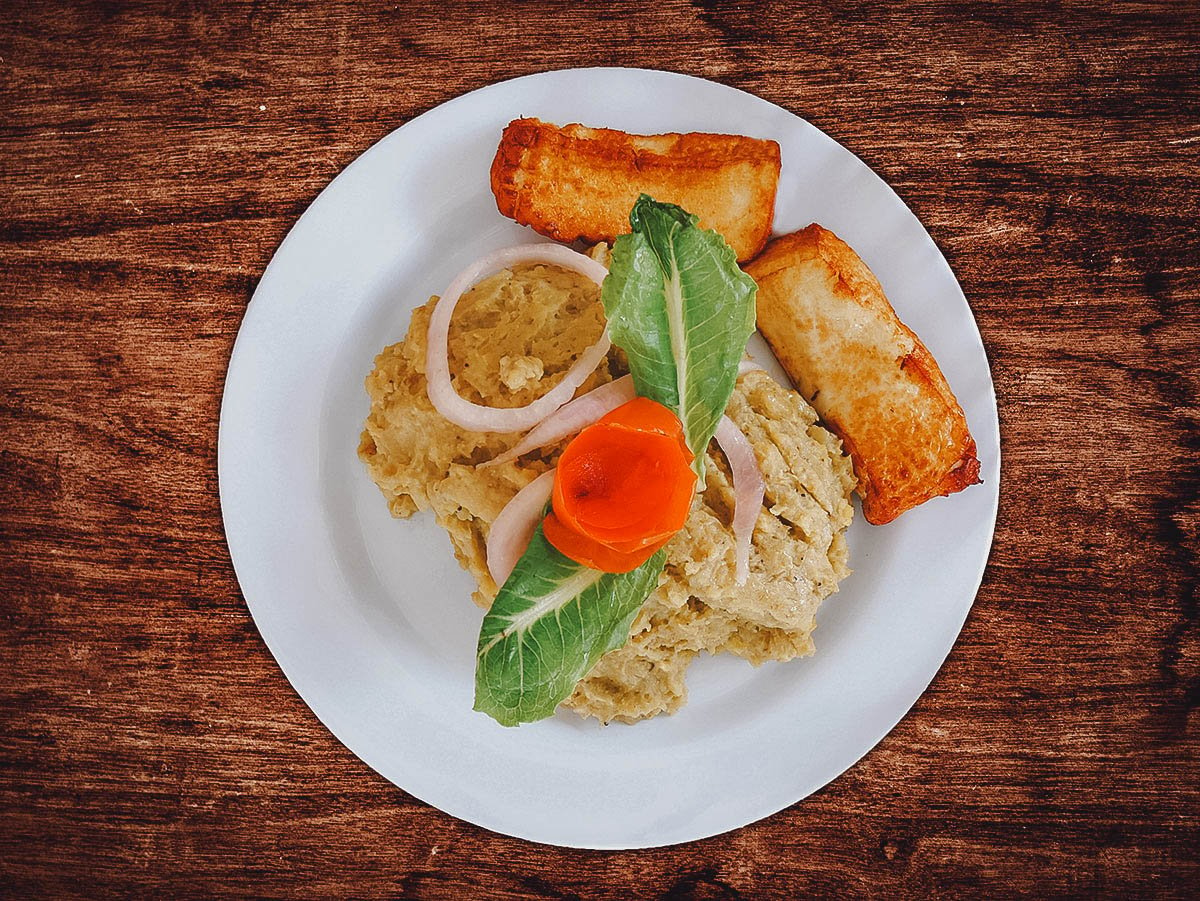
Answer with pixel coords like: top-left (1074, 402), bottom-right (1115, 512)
top-left (3, 2), bottom-right (1197, 897)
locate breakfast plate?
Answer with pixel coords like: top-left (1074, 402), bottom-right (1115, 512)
top-left (218, 67), bottom-right (1000, 848)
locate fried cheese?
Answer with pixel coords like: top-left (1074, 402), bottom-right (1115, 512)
top-left (490, 118), bottom-right (780, 262)
top-left (745, 224), bottom-right (981, 525)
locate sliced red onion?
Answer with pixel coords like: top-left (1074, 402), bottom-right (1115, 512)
top-left (714, 415), bottom-right (764, 586)
top-left (425, 244), bottom-right (611, 433)
top-left (480, 359), bottom-right (760, 466)
top-left (481, 375), bottom-right (637, 468)
top-left (486, 469), bottom-right (557, 586)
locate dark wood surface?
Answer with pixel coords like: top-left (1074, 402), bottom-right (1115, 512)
top-left (2, 1), bottom-right (1197, 897)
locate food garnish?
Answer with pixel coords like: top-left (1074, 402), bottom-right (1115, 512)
top-left (472, 195), bottom-right (757, 725)
top-left (485, 469), bottom-right (556, 586)
top-left (491, 118), bottom-right (781, 262)
top-left (481, 375), bottom-right (636, 468)
top-left (486, 370), bottom-right (765, 587)
top-left (745, 224), bottom-right (981, 524)
top-left (713, 415), bottom-right (766, 586)
top-left (543, 396), bottom-right (695, 573)
top-left (601, 196), bottom-right (758, 477)
top-left (425, 243), bottom-right (610, 433)
top-left (474, 521), bottom-right (668, 726)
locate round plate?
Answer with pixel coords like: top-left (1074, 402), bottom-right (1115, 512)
top-left (219, 68), bottom-right (999, 849)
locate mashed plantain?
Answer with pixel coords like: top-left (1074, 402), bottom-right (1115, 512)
top-left (358, 258), bottom-right (856, 723)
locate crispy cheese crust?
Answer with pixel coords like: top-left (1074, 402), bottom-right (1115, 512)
top-left (745, 225), bottom-right (982, 525)
top-left (490, 118), bottom-right (780, 262)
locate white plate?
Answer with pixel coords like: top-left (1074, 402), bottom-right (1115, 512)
top-left (219, 68), bottom-right (999, 849)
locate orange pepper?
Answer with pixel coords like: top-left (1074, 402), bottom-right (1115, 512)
top-left (544, 397), bottom-right (695, 573)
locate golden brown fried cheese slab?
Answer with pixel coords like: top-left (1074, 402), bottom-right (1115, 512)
top-left (745, 224), bottom-right (981, 525)
top-left (490, 118), bottom-right (780, 262)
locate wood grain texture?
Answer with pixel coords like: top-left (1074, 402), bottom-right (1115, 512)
top-left (1, 0), bottom-right (1197, 897)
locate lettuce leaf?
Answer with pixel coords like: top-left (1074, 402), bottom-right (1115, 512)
top-left (474, 524), bottom-right (666, 726)
top-left (601, 195), bottom-right (758, 479)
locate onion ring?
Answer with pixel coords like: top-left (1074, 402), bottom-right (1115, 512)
top-left (425, 244), bottom-right (610, 433)
top-left (481, 375), bottom-right (637, 468)
top-left (483, 360), bottom-right (761, 467)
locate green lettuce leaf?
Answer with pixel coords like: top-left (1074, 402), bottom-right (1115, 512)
top-left (474, 525), bottom-right (666, 726)
top-left (601, 195), bottom-right (758, 478)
